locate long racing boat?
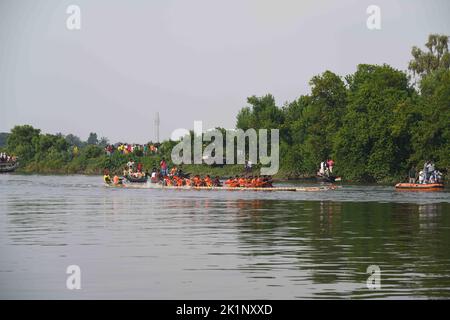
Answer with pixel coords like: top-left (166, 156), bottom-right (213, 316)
top-left (105, 182), bottom-right (337, 192)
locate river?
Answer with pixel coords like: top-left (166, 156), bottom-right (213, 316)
top-left (0, 174), bottom-right (449, 299)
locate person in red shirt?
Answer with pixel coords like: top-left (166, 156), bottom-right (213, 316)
top-left (160, 158), bottom-right (168, 176)
top-left (327, 159), bottom-right (335, 173)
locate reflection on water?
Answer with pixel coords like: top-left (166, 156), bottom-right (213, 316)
top-left (0, 175), bottom-right (449, 299)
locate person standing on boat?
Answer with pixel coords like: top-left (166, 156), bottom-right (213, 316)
top-left (418, 170), bottom-right (425, 184)
top-left (435, 170), bottom-right (443, 183)
top-left (427, 161), bottom-right (435, 182)
top-left (423, 161), bottom-right (429, 183)
top-left (319, 161), bottom-right (325, 176)
top-left (327, 159), bottom-right (334, 174)
top-left (127, 159), bottom-right (135, 170)
top-left (408, 166), bottom-right (417, 184)
top-left (160, 158), bottom-right (168, 176)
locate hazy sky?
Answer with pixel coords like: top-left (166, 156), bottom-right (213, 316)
top-left (1, 0), bottom-right (449, 143)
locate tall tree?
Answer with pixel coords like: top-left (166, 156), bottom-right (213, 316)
top-left (7, 125), bottom-right (41, 162)
top-left (236, 94), bottom-right (284, 130)
top-left (409, 69), bottom-right (450, 170)
top-left (65, 134), bottom-right (84, 147)
top-left (334, 64), bottom-right (414, 181)
top-left (0, 132), bottom-right (9, 147)
top-left (87, 132), bottom-right (98, 145)
top-left (408, 34), bottom-right (450, 79)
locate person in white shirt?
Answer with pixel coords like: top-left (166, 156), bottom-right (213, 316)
top-left (418, 170), bottom-right (424, 184)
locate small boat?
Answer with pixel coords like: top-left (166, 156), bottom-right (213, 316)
top-left (0, 162), bottom-right (19, 173)
top-left (395, 183), bottom-right (444, 190)
top-left (124, 175), bottom-right (148, 183)
top-left (317, 175), bottom-right (341, 183)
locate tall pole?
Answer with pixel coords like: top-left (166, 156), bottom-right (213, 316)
top-left (154, 112), bottom-right (160, 143)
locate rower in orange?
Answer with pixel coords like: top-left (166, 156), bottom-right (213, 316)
top-left (204, 175), bottom-right (213, 187)
top-left (164, 176), bottom-right (173, 186)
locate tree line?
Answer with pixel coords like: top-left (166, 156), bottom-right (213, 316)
top-left (235, 34), bottom-right (449, 182)
top-left (1, 34), bottom-right (449, 182)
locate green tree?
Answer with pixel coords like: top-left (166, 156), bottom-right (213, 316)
top-left (409, 69), bottom-right (450, 171)
top-left (0, 132), bottom-right (9, 147)
top-left (236, 94), bottom-right (284, 130)
top-left (65, 134), bottom-right (84, 147)
top-left (98, 136), bottom-right (109, 147)
top-left (7, 125), bottom-right (41, 162)
top-left (409, 34), bottom-right (450, 79)
top-left (298, 71), bottom-right (347, 172)
top-left (87, 132), bottom-right (98, 145)
top-left (334, 64), bottom-right (414, 182)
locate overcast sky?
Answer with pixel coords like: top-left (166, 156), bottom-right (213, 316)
top-left (0, 0), bottom-right (449, 143)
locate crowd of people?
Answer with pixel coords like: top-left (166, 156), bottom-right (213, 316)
top-left (0, 153), bottom-right (16, 163)
top-left (152, 172), bottom-right (273, 188)
top-left (104, 156), bottom-right (275, 188)
top-left (157, 173), bottom-right (222, 187)
top-left (408, 161), bottom-right (443, 184)
top-left (317, 159), bottom-right (335, 177)
top-left (123, 159), bottom-right (147, 179)
top-left (104, 143), bottom-right (159, 156)
top-left (224, 175), bottom-right (273, 188)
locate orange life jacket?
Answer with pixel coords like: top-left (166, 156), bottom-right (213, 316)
top-left (204, 177), bottom-right (212, 187)
top-left (164, 177), bottom-right (173, 186)
top-left (255, 178), bottom-right (264, 187)
top-left (228, 179), bottom-right (239, 187)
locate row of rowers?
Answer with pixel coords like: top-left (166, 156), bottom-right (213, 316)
top-left (160, 175), bottom-right (274, 188)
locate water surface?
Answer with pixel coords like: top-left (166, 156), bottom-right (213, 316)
top-left (0, 175), bottom-right (449, 299)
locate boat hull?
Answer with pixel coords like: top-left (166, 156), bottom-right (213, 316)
top-left (395, 183), bottom-right (444, 190)
top-left (105, 183), bottom-right (337, 192)
top-left (317, 175), bottom-right (341, 183)
top-left (124, 175), bottom-right (148, 183)
top-left (0, 162), bottom-right (19, 173)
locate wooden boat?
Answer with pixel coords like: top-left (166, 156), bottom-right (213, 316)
top-left (0, 161), bottom-right (19, 173)
top-left (105, 182), bottom-right (337, 192)
top-left (395, 183), bottom-right (444, 190)
top-left (317, 175), bottom-right (341, 183)
top-left (124, 175), bottom-right (148, 183)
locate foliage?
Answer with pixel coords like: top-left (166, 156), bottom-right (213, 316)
top-left (87, 132), bottom-right (98, 145)
top-left (232, 35), bottom-right (449, 182)
top-left (0, 132), bottom-right (9, 147)
top-left (409, 34), bottom-right (450, 79)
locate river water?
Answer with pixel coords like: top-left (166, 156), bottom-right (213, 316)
top-left (0, 174), bottom-right (449, 299)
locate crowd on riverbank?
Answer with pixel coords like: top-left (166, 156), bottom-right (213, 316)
top-left (104, 143), bottom-right (159, 156)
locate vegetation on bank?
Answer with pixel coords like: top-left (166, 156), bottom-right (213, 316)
top-left (1, 34), bottom-right (449, 183)
top-left (235, 34), bottom-right (450, 183)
